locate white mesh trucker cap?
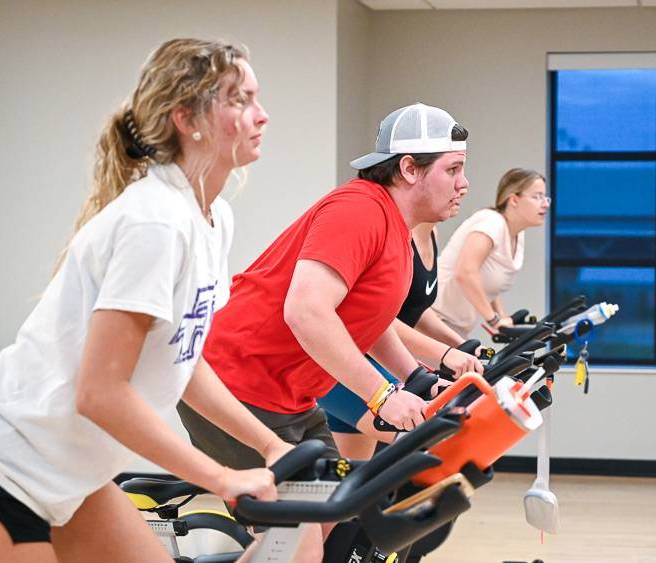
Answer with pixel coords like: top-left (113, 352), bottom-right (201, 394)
top-left (350, 103), bottom-right (467, 170)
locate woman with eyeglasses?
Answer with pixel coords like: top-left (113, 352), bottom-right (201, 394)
top-left (433, 168), bottom-right (550, 337)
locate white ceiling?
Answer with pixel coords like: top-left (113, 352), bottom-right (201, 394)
top-left (359, 0), bottom-right (653, 10)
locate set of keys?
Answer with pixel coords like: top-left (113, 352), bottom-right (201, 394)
top-left (575, 341), bottom-right (590, 394)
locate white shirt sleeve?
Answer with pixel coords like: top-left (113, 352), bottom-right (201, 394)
top-left (94, 222), bottom-right (187, 323)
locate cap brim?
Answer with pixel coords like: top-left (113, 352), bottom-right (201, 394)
top-left (349, 152), bottom-right (396, 170)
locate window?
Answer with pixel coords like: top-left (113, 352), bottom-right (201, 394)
top-left (549, 55), bottom-right (656, 365)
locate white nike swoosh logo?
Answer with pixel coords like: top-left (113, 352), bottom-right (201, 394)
top-left (425, 278), bottom-right (438, 295)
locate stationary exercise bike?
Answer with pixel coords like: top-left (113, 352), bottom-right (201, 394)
top-left (379, 295), bottom-right (619, 562)
top-left (121, 407), bottom-right (479, 562)
top-left (121, 324), bottom-right (563, 562)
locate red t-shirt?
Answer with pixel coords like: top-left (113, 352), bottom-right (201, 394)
top-left (203, 179), bottom-right (412, 413)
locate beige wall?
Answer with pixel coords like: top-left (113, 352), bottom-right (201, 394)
top-left (337, 0), bottom-right (372, 183)
top-left (1, 0), bottom-right (337, 471)
top-left (0, 0), bottom-right (337, 347)
top-left (345, 6), bottom-right (656, 459)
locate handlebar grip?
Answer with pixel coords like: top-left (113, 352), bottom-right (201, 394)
top-left (542, 295), bottom-right (587, 323)
top-left (457, 339), bottom-right (480, 355)
top-left (438, 364), bottom-right (456, 381)
top-left (492, 332), bottom-right (512, 344)
top-left (373, 414), bottom-right (402, 432)
top-left (488, 323), bottom-right (554, 367)
top-left (268, 439), bottom-right (327, 484)
top-left (493, 325), bottom-right (537, 344)
top-left (440, 340), bottom-right (486, 379)
top-left (371, 366), bottom-right (440, 432)
top-left (404, 367), bottom-right (439, 399)
top-left (510, 308), bottom-right (530, 324)
top-left (425, 373), bottom-right (494, 418)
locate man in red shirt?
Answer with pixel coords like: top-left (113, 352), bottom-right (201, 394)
top-left (180, 104), bottom-right (475, 454)
top-left (178, 102), bottom-right (476, 560)
top-left (180, 102), bottom-right (476, 452)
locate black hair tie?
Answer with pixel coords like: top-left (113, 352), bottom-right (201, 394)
top-left (123, 109), bottom-right (157, 159)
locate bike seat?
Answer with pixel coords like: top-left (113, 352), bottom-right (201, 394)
top-left (120, 477), bottom-right (207, 508)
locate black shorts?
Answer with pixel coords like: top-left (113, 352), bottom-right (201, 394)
top-left (178, 401), bottom-right (339, 470)
top-left (0, 486), bottom-right (51, 543)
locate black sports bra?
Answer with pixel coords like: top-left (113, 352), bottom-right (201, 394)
top-left (397, 231), bottom-right (438, 328)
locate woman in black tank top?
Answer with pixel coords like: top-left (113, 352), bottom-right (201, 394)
top-left (398, 230), bottom-right (439, 327)
top-left (394, 223), bottom-right (467, 348)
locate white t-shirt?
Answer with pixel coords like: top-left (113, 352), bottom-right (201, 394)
top-left (0, 163), bottom-right (233, 525)
top-left (434, 208), bottom-right (524, 336)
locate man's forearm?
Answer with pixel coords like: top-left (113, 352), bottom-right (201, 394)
top-left (367, 323), bottom-right (421, 379)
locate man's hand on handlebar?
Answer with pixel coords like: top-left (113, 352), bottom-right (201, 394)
top-left (377, 389), bottom-right (426, 431)
top-left (441, 348), bottom-right (484, 379)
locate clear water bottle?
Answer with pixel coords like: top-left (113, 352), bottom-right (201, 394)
top-left (560, 302), bottom-right (619, 334)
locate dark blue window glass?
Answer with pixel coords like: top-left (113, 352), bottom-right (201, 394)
top-left (551, 66), bottom-right (656, 365)
top-left (552, 161), bottom-right (656, 261)
top-left (556, 69), bottom-right (656, 152)
top-left (552, 267), bottom-right (654, 361)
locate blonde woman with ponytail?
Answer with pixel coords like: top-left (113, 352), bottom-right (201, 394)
top-left (0, 38), bottom-right (291, 563)
top-left (434, 168), bottom-right (550, 338)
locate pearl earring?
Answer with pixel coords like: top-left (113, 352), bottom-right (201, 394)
top-left (192, 131), bottom-right (202, 141)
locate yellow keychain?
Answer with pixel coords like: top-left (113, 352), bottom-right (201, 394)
top-left (575, 342), bottom-right (589, 391)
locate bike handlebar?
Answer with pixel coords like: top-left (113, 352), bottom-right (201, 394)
top-left (234, 413), bottom-right (463, 525)
top-left (541, 295), bottom-right (587, 324)
top-left (510, 308), bottom-right (531, 324)
top-left (373, 352), bottom-right (532, 432)
top-left (268, 439), bottom-right (327, 485)
top-left (488, 323), bottom-right (554, 367)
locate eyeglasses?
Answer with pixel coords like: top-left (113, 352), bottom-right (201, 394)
top-left (522, 193), bottom-right (551, 205)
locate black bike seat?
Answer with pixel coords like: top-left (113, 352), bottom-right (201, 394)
top-left (120, 477), bottom-right (207, 506)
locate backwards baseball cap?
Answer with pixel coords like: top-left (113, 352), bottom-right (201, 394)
top-left (350, 103), bottom-right (467, 170)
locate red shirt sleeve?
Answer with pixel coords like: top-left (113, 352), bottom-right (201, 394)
top-left (298, 193), bottom-right (387, 290)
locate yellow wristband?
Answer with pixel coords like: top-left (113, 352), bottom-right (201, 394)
top-left (366, 381), bottom-right (391, 411)
top-left (368, 382), bottom-right (397, 416)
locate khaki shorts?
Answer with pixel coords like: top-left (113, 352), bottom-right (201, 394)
top-left (177, 401), bottom-right (339, 470)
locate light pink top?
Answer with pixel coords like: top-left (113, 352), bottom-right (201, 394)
top-left (434, 208), bottom-right (524, 336)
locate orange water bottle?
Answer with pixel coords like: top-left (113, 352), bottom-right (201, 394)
top-left (413, 373), bottom-right (543, 487)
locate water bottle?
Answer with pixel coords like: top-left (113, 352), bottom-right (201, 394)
top-left (560, 302), bottom-right (619, 335)
top-left (412, 373), bottom-right (543, 487)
